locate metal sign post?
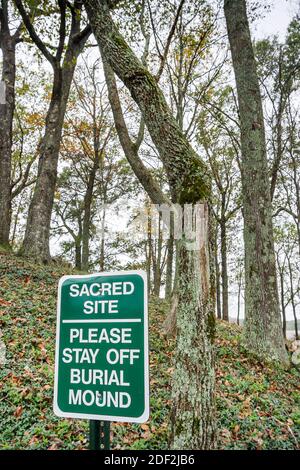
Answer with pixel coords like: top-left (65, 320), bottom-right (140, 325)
top-left (89, 420), bottom-right (100, 450)
top-left (53, 270), bottom-right (149, 450)
top-left (89, 420), bottom-right (110, 450)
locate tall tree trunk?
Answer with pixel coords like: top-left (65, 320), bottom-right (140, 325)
top-left (164, 239), bottom-right (179, 336)
top-left (10, 196), bottom-right (22, 247)
top-left (153, 213), bottom-right (162, 297)
top-left (170, 204), bottom-right (215, 448)
top-left (270, 97), bottom-right (283, 200)
top-left (21, 66), bottom-right (74, 261)
top-left (279, 269), bottom-right (286, 339)
top-left (163, 292), bottom-right (178, 337)
top-left (99, 206), bottom-right (106, 271)
top-left (215, 227), bottom-right (222, 319)
top-left (145, 244), bottom-right (151, 296)
top-left (288, 258), bottom-right (299, 340)
top-left (75, 240), bottom-right (82, 270)
top-left (74, 212), bottom-right (83, 270)
top-left (84, 0), bottom-right (216, 448)
top-left (237, 274), bottom-right (241, 326)
top-left (82, 154), bottom-right (100, 271)
top-left (220, 214), bottom-right (229, 321)
top-left (165, 212), bottom-right (174, 299)
top-left (0, 11), bottom-right (17, 246)
top-left (224, 0), bottom-right (289, 366)
top-left (293, 309), bottom-right (299, 341)
top-left (102, 57), bottom-right (169, 207)
top-left (291, 152), bottom-right (300, 258)
top-left (18, 4), bottom-right (91, 262)
top-left (146, 204), bottom-right (154, 293)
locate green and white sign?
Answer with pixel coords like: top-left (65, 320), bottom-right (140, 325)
top-left (53, 270), bottom-right (149, 423)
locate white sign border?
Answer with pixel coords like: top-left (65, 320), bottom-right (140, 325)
top-left (53, 269), bottom-right (149, 423)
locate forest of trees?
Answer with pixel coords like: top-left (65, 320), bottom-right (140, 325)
top-left (0, 0), bottom-right (300, 451)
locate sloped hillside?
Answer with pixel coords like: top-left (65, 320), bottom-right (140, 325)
top-left (0, 253), bottom-right (299, 450)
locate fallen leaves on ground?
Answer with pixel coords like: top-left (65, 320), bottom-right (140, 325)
top-left (0, 253), bottom-right (299, 450)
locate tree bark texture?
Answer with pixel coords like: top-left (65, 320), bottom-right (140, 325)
top-left (224, 0), bottom-right (289, 365)
top-left (220, 215), bottom-right (229, 321)
top-left (169, 203), bottom-right (215, 449)
top-left (20, 5), bottom-right (90, 261)
top-left (81, 154), bottom-right (101, 271)
top-left (165, 212), bottom-right (174, 299)
top-left (83, 0), bottom-right (216, 448)
top-left (0, 4), bottom-right (18, 246)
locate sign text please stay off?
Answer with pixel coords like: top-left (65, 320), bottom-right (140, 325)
top-left (53, 271), bottom-right (149, 423)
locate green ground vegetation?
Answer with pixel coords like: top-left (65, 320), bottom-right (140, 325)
top-left (0, 253), bottom-right (299, 450)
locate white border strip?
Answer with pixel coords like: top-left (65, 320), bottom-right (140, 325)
top-left (53, 270), bottom-right (149, 423)
top-left (62, 319), bottom-right (142, 324)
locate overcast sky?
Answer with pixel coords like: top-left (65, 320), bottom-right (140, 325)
top-left (226, 0), bottom-right (300, 326)
top-left (254, 0), bottom-right (299, 39)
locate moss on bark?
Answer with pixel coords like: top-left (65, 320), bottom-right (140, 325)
top-left (224, 0), bottom-right (289, 366)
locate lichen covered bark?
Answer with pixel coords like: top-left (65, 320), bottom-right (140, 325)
top-left (102, 57), bottom-right (169, 207)
top-left (83, 0), bottom-right (216, 448)
top-left (84, 0), bottom-right (211, 204)
top-left (224, 0), bottom-right (289, 365)
top-left (170, 203), bottom-right (215, 449)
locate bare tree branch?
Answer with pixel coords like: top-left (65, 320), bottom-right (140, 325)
top-left (155, 0), bottom-right (186, 81)
top-left (102, 57), bottom-right (170, 207)
top-left (13, 0), bottom-right (57, 67)
top-left (56, 0), bottom-right (67, 62)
